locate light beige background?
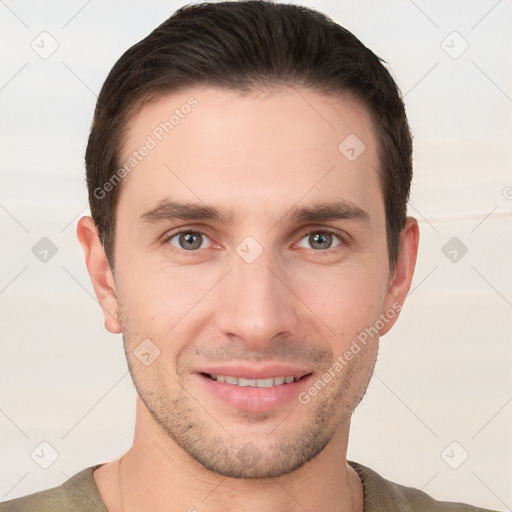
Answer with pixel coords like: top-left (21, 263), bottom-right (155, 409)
top-left (1, 0), bottom-right (511, 509)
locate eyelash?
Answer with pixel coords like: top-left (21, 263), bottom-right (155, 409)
top-left (162, 227), bottom-right (347, 254)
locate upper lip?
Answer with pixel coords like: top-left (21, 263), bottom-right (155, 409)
top-left (196, 364), bottom-right (314, 380)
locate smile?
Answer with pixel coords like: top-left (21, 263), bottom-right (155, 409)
top-left (206, 374), bottom-right (297, 387)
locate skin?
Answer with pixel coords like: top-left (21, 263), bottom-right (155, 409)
top-left (78, 86), bottom-right (419, 512)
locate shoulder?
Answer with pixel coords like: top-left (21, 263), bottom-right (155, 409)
top-left (0, 465), bottom-right (107, 512)
top-left (348, 460), bottom-right (500, 512)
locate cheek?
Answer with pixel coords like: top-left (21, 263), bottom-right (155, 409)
top-left (116, 259), bottom-right (216, 345)
top-left (115, 234), bottom-right (389, 351)
top-left (287, 263), bottom-right (388, 338)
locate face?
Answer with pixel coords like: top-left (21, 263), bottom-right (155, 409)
top-left (95, 86), bottom-right (412, 478)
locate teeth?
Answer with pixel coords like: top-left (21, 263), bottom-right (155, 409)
top-left (256, 378), bottom-right (274, 388)
top-left (238, 378), bottom-right (256, 387)
top-left (209, 375), bottom-right (297, 387)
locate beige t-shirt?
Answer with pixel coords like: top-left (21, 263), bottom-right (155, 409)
top-left (0, 460), bottom-right (499, 511)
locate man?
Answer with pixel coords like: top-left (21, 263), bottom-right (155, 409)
top-left (0, 1), bottom-right (498, 511)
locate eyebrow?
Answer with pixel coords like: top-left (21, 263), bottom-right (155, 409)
top-left (139, 200), bottom-right (234, 225)
top-left (138, 199), bottom-right (370, 227)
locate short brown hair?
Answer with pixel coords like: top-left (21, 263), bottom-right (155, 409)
top-left (85, 0), bottom-right (412, 270)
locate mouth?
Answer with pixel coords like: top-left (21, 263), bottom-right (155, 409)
top-left (196, 367), bottom-right (314, 413)
top-left (202, 373), bottom-right (308, 387)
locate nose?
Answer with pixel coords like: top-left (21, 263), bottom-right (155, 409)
top-left (214, 246), bottom-right (300, 351)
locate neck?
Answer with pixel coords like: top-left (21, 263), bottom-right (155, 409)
top-left (116, 397), bottom-right (363, 512)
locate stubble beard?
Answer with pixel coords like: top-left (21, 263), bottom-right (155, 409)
top-left (121, 329), bottom-right (378, 480)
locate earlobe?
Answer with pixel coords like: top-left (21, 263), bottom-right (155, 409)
top-left (76, 216), bottom-right (122, 334)
top-left (379, 217), bottom-right (420, 336)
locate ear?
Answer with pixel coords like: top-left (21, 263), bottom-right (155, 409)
top-left (76, 216), bottom-right (122, 334)
top-left (379, 217), bottom-right (419, 336)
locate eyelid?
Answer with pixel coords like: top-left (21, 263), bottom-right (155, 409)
top-left (161, 225), bottom-right (349, 253)
top-left (161, 227), bottom-right (217, 252)
top-left (293, 226), bottom-right (348, 250)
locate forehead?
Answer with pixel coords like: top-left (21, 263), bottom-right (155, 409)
top-left (117, 86), bottom-right (383, 224)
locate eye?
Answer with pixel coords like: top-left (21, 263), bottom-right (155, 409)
top-left (166, 230), bottom-right (213, 251)
top-left (297, 229), bottom-right (343, 251)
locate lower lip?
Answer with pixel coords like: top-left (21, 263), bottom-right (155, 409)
top-left (197, 373), bottom-right (314, 413)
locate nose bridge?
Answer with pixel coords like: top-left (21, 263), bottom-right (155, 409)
top-left (215, 241), bottom-right (298, 348)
